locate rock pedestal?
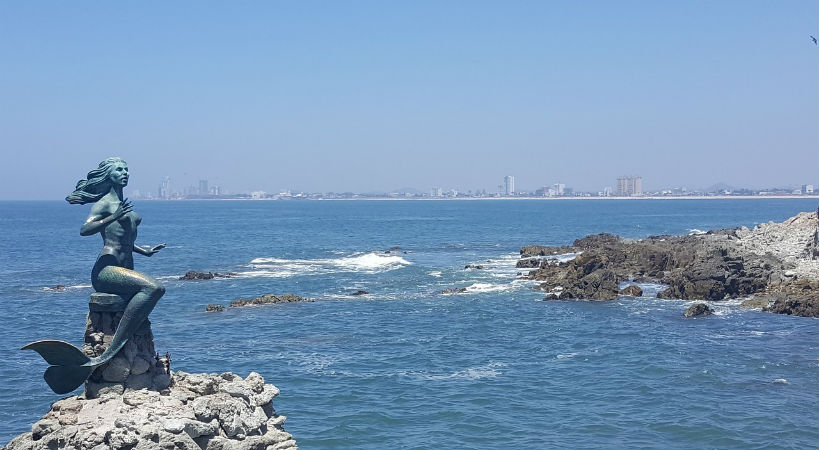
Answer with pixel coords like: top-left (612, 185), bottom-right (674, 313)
top-left (82, 292), bottom-right (171, 398)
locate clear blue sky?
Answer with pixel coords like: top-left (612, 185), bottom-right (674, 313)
top-left (1, 1), bottom-right (816, 198)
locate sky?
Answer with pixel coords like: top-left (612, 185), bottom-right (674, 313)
top-left (0, 1), bottom-right (817, 199)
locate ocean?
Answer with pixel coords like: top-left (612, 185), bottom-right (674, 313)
top-left (1, 198), bottom-right (817, 449)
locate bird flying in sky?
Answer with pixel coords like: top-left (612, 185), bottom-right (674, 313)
top-left (811, 35), bottom-right (817, 45)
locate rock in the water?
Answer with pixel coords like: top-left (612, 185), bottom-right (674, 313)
top-left (619, 284), bottom-right (643, 297)
top-left (206, 303), bottom-right (225, 312)
top-left (179, 270), bottom-right (237, 280)
top-left (761, 279), bottom-right (819, 317)
top-left (439, 287), bottom-right (467, 295)
top-left (520, 211), bottom-right (819, 315)
top-left (3, 371), bottom-right (298, 450)
top-left (229, 293), bottom-right (313, 307)
top-left (683, 303), bottom-right (714, 317)
top-left (764, 296), bottom-right (819, 317)
top-left (740, 296), bottom-right (771, 309)
top-left (350, 290), bottom-right (369, 296)
top-left (464, 264), bottom-right (485, 270)
top-left (516, 258), bottom-right (542, 268)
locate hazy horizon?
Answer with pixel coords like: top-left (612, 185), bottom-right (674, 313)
top-left (1, 2), bottom-right (817, 200)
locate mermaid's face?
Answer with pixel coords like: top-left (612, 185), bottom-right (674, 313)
top-left (109, 162), bottom-right (129, 187)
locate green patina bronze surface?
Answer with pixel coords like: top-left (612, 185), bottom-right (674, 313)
top-left (22, 157), bottom-right (166, 394)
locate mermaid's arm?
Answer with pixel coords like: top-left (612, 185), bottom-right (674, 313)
top-left (134, 243), bottom-right (166, 257)
top-left (80, 199), bottom-right (132, 236)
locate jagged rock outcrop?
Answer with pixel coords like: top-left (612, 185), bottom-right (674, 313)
top-left (684, 303), bottom-right (714, 317)
top-left (619, 284), bottom-right (643, 297)
top-left (3, 371), bottom-right (297, 450)
top-left (229, 293), bottom-right (312, 308)
top-left (180, 271), bottom-right (237, 281)
top-left (439, 287), bottom-right (467, 295)
top-left (4, 291), bottom-right (298, 450)
top-left (522, 211), bottom-right (819, 317)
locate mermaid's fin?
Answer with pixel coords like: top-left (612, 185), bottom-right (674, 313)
top-left (22, 340), bottom-right (93, 394)
top-left (44, 365), bottom-right (93, 394)
top-left (21, 340), bottom-right (90, 366)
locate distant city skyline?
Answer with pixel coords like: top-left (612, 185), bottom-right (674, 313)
top-left (126, 173), bottom-right (816, 201)
top-left (0, 2), bottom-right (816, 200)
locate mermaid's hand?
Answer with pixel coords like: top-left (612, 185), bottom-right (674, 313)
top-left (113, 198), bottom-right (133, 220)
top-left (145, 243), bottom-right (166, 256)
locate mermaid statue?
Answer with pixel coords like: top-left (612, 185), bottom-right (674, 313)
top-left (22, 157), bottom-right (166, 394)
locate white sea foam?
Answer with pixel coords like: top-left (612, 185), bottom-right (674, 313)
top-left (689, 229), bottom-right (707, 235)
top-left (464, 282), bottom-right (510, 293)
top-left (244, 252), bottom-right (411, 278)
top-left (556, 353), bottom-right (579, 359)
top-left (422, 362), bottom-right (507, 381)
top-left (772, 378), bottom-right (788, 384)
top-left (428, 271), bottom-right (442, 278)
top-left (41, 284), bottom-right (92, 291)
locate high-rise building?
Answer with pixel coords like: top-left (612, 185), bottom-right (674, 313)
top-left (198, 180), bottom-right (209, 196)
top-left (504, 176), bottom-right (515, 196)
top-left (616, 176), bottom-right (643, 196)
top-left (158, 177), bottom-right (170, 200)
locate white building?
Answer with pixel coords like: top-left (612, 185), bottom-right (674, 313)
top-left (616, 176), bottom-right (643, 196)
top-left (504, 176), bottom-right (515, 196)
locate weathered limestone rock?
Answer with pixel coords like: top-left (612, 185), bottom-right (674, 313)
top-left (3, 371), bottom-right (297, 450)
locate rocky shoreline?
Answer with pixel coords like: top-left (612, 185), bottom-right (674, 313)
top-left (3, 371), bottom-right (296, 450)
top-left (4, 293), bottom-right (299, 450)
top-left (520, 211), bottom-right (819, 317)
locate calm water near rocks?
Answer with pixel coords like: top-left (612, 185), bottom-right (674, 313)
top-left (1, 198), bottom-right (817, 449)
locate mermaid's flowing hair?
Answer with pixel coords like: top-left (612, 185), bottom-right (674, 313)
top-left (65, 157), bottom-right (126, 204)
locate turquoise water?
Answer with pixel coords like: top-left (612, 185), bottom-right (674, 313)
top-left (1, 199), bottom-right (817, 449)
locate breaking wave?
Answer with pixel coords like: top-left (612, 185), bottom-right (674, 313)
top-left (239, 252), bottom-right (412, 278)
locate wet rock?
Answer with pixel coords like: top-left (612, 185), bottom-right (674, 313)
top-left (206, 303), bottom-right (225, 312)
top-left (229, 293), bottom-right (313, 307)
top-left (520, 211), bottom-right (819, 315)
top-left (516, 258), bottom-right (541, 268)
top-left (520, 244), bottom-right (574, 257)
top-left (619, 284), bottom-right (643, 297)
top-left (464, 264), bottom-right (485, 270)
top-left (439, 287), bottom-right (467, 295)
top-left (683, 303), bottom-right (714, 317)
top-left (740, 296), bottom-right (771, 309)
top-left (179, 270), bottom-right (237, 281)
top-left (350, 290), bottom-right (369, 296)
top-left (761, 279), bottom-right (819, 317)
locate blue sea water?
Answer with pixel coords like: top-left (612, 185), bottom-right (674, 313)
top-left (0, 198), bottom-right (817, 449)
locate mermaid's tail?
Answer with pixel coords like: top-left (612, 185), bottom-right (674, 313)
top-left (22, 340), bottom-right (93, 394)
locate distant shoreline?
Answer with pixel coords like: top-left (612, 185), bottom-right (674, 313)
top-left (158, 195), bottom-right (815, 201)
top-left (4, 195), bottom-right (817, 202)
top-left (311, 195), bottom-right (818, 201)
